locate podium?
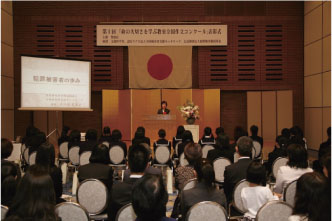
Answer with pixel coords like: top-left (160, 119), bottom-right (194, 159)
top-left (142, 115), bottom-right (177, 142)
top-left (184, 125), bottom-right (199, 143)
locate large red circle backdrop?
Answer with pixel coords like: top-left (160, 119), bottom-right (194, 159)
top-left (147, 53), bottom-right (173, 80)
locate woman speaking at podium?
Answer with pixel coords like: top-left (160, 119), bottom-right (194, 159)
top-left (157, 101), bottom-right (170, 115)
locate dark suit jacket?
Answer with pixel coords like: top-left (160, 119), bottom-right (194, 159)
top-left (207, 148), bottom-right (234, 164)
top-left (132, 137), bottom-right (151, 147)
top-left (157, 108), bottom-right (170, 114)
top-left (123, 166), bottom-right (162, 181)
top-left (99, 135), bottom-right (113, 144)
top-left (68, 140), bottom-right (81, 150)
top-left (78, 163), bottom-right (113, 191)
top-left (198, 137), bottom-right (215, 146)
top-left (107, 177), bottom-right (141, 221)
top-left (181, 182), bottom-right (227, 219)
top-left (79, 140), bottom-right (98, 155)
top-left (224, 157), bottom-right (252, 203)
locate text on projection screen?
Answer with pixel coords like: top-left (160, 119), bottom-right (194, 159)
top-left (21, 56), bottom-right (91, 110)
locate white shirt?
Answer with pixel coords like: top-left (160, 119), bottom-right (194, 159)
top-left (288, 215), bottom-right (308, 221)
top-left (241, 186), bottom-right (279, 218)
top-left (274, 165), bottom-right (313, 194)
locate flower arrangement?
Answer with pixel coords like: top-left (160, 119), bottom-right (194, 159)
top-left (177, 100), bottom-right (200, 121)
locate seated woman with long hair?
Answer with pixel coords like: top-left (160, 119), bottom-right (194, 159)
top-left (289, 172), bottom-right (330, 221)
top-left (5, 165), bottom-right (59, 221)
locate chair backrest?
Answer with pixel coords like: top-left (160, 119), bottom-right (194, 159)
top-left (175, 141), bottom-right (182, 156)
top-left (59, 142), bottom-right (69, 159)
top-left (23, 147), bottom-right (29, 164)
top-left (1, 205), bottom-right (8, 220)
top-left (272, 157), bottom-right (288, 178)
top-left (256, 200), bottom-right (293, 221)
top-left (252, 141), bottom-right (261, 158)
top-left (180, 153), bottom-right (189, 167)
top-left (213, 157), bottom-right (231, 183)
top-left (79, 151), bottom-right (92, 166)
top-left (21, 143), bottom-right (26, 155)
top-left (7, 143), bottom-right (21, 162)
top-left (183, 178), bottom-right (198, 191)
top-left (102, 141), bottom-right (110, 148)
top-left (155, 145), bottom-right (170, 164)
top-left (29, 151), bottom-right (37, 165)
top-left (109, 145), bottom-right (125, 165)
top-left (251, 147), bottom-right (256, 159)
top-left (283, 179), bottom-right (297, 207)
top-left (202, 145), bottom-right (215, 159)
top-left (55, 202), bottom-right (90, 221)
top-left (69, 146), bottom-right (80, 166)
top-left (232, 179), bottom-right (250, 213)
top-left (115, 203), bottom-right (137, 221)
top-left (76, 179), bottom-right (108, 215)
top-left (185, 201), bottom-right (227, 221)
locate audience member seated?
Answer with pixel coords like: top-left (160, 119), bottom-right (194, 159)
top-left (198, 127), bottom-right (215, 146)
top-left (27, 131), bottom-right (46, 155)
top-left (36, 143), bottom-right (64, 204)
top-left (224, 136), bottom-right (253, 203)
top-left (132, 126), bottom-right (151, 146)
top-left (153, 129), bottom-right (172, 166)
top-left (109, 129), bottom-right (127, 164)
top-left (264, 135), bottom-right (288, 174)
top-left (289, 172), bottom-right (330, 221)
top-left (78, 144), bottom-right (113, 190)
top-left (108, 144), bottom-right (150, 221)
top-left (313, 127), bottom-right (331, 173)
top-left (21, 125), bottom-right (39, 146)
top-left (68, 129), bottom-right (81, 150)
top-left (132, 174), bottom-right (173, 221)
top-left (175, 143), bottom-right (202, 190)
top-left (249, 125), bottom-right (263, 149)
top-left (99, 126), bottom-right (112, 144)
top-left (177, 130), bottom-right (194, 158)
top-left (5, 165), bottom-right (59, 221)
top-left (230, 126), bottom-right (248, 153)
top-left (1, 138), bottom-right (14, 161)
top-left (215, 126), bottom-right (225, 137)
top-left (207, 134), bottom-right (234, 163)
top-left (173, 125), bottom-right (185, 150)
top-left (274, 144), bottom-right (313, 194)
top-left (181, 159), bottom-right (227, 220)
top-left (58, 126), bottom-right (70, 146)
top-left (289, 126), bottom-right (306, 148)
top-left (281, 128), bottom-right (291, 140)
top-left (241, 161), bottom-right (278, 220)
top-left (2, 161), bottom-right (20, 207)
top-left (79, 129), bottom-right (98, 155)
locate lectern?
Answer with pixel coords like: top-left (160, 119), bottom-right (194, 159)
top-left (142, 115), bottom-right (177, 142)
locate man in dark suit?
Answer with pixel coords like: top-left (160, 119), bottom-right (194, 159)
top-left (107, 144), bottom-right (150, 221)
top-left (224, 136), bottom-right (253, 203)
top-left (157, 101), bottom-right (170, 114)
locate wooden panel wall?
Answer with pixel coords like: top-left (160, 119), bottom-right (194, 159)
top-left (12, 2), bottom-right (304, 137)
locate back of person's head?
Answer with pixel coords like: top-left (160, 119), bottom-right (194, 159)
top-left (246, 161), bottom-right (266, 186)
top-left (1, 161), bottom-right (19, 207)
top-left (281, 128), bottom-right (291, 139)
top-left (85, 129), bottom-right (97, 141)
top-left (137, 127), bottom-right (146, 136)
top-left (250, 125), bottom-right (258, 136)
top-left (36, 143), bottom-right (55, 168)
top-left (204, 127), bottom-right (212, 137)
top-left (184, 143), bottom-right (202, 166)
top-left (194, 159), bottom-right (215, 190)
top-left (290, 126), bottom-right (304, 138)
top-left (327, 127), bottom-right (331, 139)
top-left (236, 136), bottom-right (253, 157)
top-left (176, 125), bottom-right (185, 137)
top-left (69, 129), bottom-right (81, 142)
top-left (128, 144), bottom-right (149, 173)
top-left (276, 135), bottom-right (288, 149)
top-left (158, 129), bottom-right (166, 139)
top-left (287, 144), bottom-right (308, 169)
top-left (234, 126), bottom-right (247, 142)
top-left (61, 126), bottom-right (70, 138)
top-left (103, 126), bottom-right (111, 136)
top-left (215, 127), bottom-right (225, 136)
top-left (89, 144), bottom-right (110, 164)
top-left (216, 134), bottom-right (230, 150)
top-left (111, 129), bottom-right (122, 141)
top-left (182, 130), bottom-right (193, 143)
top-left (2, 138), bottom-right (13, 159)
top-left (25, 126), bottom-right (39, 138)
top-left (6, 165), bottom-right (57, 220)
top-left (132, 174), bottom-right (168, 221)
top-left (293, 172), bottom-right (330, 221)
top-left (134, 130), bottom-right (144, 140)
